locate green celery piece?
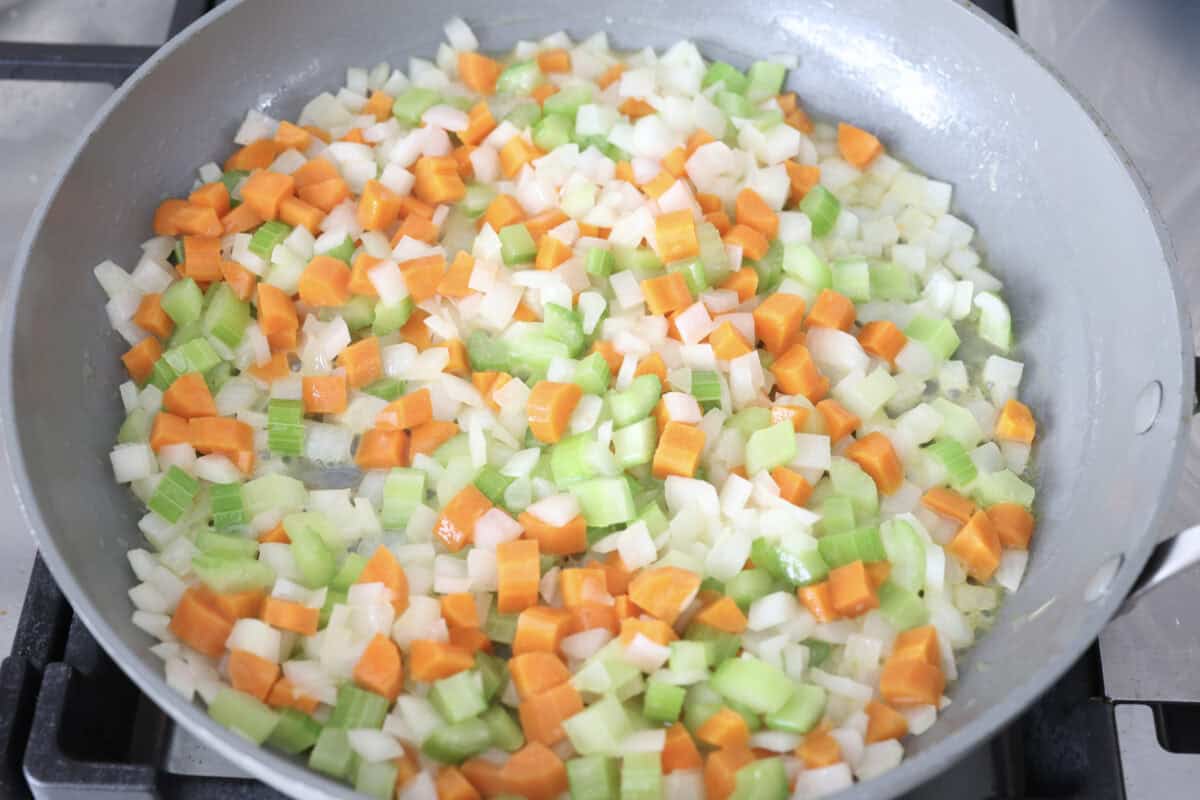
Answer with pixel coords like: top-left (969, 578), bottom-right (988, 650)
top-left (319, 588), bottom-right (346, 628)
top-left (744, 420), bottom-right (798, 476)
top-left (249, 220), bottom-right (292, 260)
top-left (283, 512), bottom-right (337, 588)
top-left (210, 483), bottom-right (247, 531)
top-left (931, 397), bottom-right (984, 449)
top-left (191, 554), bottom-right (275, 593)
top-left (382, 468), bottom-right (426, 529)
top-left (328, 684), bottom-right (389, 729)
top-left (817, 526), bottom-right (885, 568)
top-left (832, 258), bottom-right (871, 302)
top-left (203, 282), bottom-right (250, 349)
top-left (167, 318), bottom-right (204, 349)
top-left (550, 433), bottom-right (602, 484)
top-left (611, 246), bottom-right (662, 274)
top-left (881, 519), bottom-right (926, 592)
top-left (753, 109), bottom-right (785, 130)
top-left (702, 61), bottom-right (749, 93)
top-left (505, 101), bottom-right (543, 130)
top-left (429, 670), bottom-right (487, 723)
top-left (499, 223), bottom-right (537, 265)
top-left (204, 361), bottom-right (234, 394)
top-left (567, 755), bottom-right (620, 800)
top-left (752, 239), bottom-right (784, 295)
top-left (332, 296), bottom-right (373, 332)
top-left (745, 60), bottom-right (787, 102)
top-left (783, 243), bottom-right (832, 289)
top-left (309, 727), bottom-right (354, 779)
top-left (462, 182), bottom-right (497, 217)
top-left (533, 113), bottom-right (575, 151)
top-left (220, 169), bottom-right (248, 195)
top-left (805, 639), bottom-right (832, 667)
top-left (691, 370), bottom-right (722, 412)
top-left (475, 652), bottom-right (508, 703)
top-left (608, 374), bottom-right (662, 428)
top-left (267, 708), bottom-right (322, 755)
top-left (636, 502), bottom-right (669, 538)
top-left (147, 356), bottom-right (180, 391)
top-left (484, 611), bottom-right (518, 645)
top-left (620, 752), bottom-right (663, 800)
top-left (682, 682), bottom-right (724, 733)
top-left (585, 247), bottom-right (615, 277)
top-left (372, 297), bottom-right (414, 336)
top-left (570, 477), bottom-right (636, 526)
top-left (817, 495), bottom-right (856, 536)
top-left (544, 85), bottom-right (593, 116)
top-left (392, 87), bottom-right (440, 126)
top-left (697, 221), bottom-right (732, 285)
top-left (481, 705), bottom-right (524, 752)
top-left (355, 760), bottom-right (399, 800)
top-left (117, 409), bottom-right (151, 444)
top-left (474, 464), bottom-right (514, 505)
top-left (727, 407), bottom-right (772, 438)
top-left (612, 417), bottom-right (658, 469)
top-left (496, 60), bottom-right (542, 96)
top-left (800, 186), bottom-right (841, 238)
top-left (467, 328), bottom-right (511, 371)
top-left (763, 684), bottom-right (827, 733)
top-left (906, 315), bottom-right (961, 361)
top-left (563, 694), bottom-right (633, 755)
top-left (363, 376), bottom-right (406, 401)
top-left (731, 757), bottom-right (789, 800)
top-left (870, 260), bottom-right (919, 301)
top-left (972, 469), bottom-right (1035, 508)
top-left (715, 90), bottom-right (753, 119)
top-left (830, 457), bottom-right (879, 518)
top-left (878, 581), bottom-right (930, 630)
top-left (504, 326), bottom-right (570, 378)
top-left (330, 552), bottom-right (368, 592)
top-left (207, 688), bottom-right (278, 744)
top-left (573, 352), bottom-right (612, 395)
top-left (242, 473), bottom-right (306, 517)
top-left (422, 717), bottom-right (492, 763)
top-left (196, 530), bottom-right (257, 559)
top-left (267, 398), bottom-right (305, 457)
top-left (750, 538), bottom-right (828, 588)
top-left (925, 437), bottom-right (978, 490)
top-left (319, 235), bottom-right (355, 265)
top-left (544, 302), bottom-right (586, 357)
top-left (724, 568), bottom-right (775, 612)
top-left (667, 258), bottom-right (708, 295)
top-left (148, 466), bottom-right (199, 523)
top-left (643, 680), bottom-right (686, 723)
top-left (710, 655), bottom-right (795, 715)
top-left (178, 337), bottom-right (222, 374)
top-left (161, 277), bottom-right (204, 327)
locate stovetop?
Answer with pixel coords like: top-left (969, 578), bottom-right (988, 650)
top-left (1, 0), bottom-right (1198, 797)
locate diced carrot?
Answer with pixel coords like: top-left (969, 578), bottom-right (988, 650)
top-left (568, 603), bottom-right (619, 636)
top-left (497, 538), bottom-right (541, 614)
top-left (518, 680), bottom-right (584, 747)
top-left (527, 381), bottom-right (582, 444)
top-left (240, 171), bottom-right (295, 221)
top-left (641, 171), bottom-right (675, 199)
top-left (189, 416), bottom-right (254, 455)
top-left (691, 596), bottom-right (747, 635)
top-left (705, 209), bottom-right (732, 235)
top-left (399, 308), bottom-right (434, 350)
top-left (798, 728), bottom-right (842, 769)
top-left (414, 156), bottom-right (468, 205)
top-left (770, 343), bottom-right (829, 401)
top-left (225, 139), bottom-right (282, 172)
top-left (221, 203), bottom-right (264, 235)
top-left (589, 340), bottom-right (622, 375)
top-left (291, 157), bottom-right (338, 188)
top-left (816, 399), bottom-right (860, 443)
top-left (398, 194), bottom-right (436, 220)
top-left (619, 97), bottom-right (656, 119)
top-left (498, 742), bottom-right (568, 800)
top-left (130, 295), bottom-right (173, 342)
top-left (530, 82), bottom-right (559, 106)
top-left (512, 301), bottom-right (538, 322)
top-left (179, 203), bottom-right (225, 237)
top-left (652, 421), bottom-right (706, 479)
top-left (196, 587), bottom-right (265, 621)
top-left (482, 193), bottom-right (525, 231)
top-left (337, 336), bottom-right (382, 387)
top-left (436, 766), bottom-right (482, 800)
top-left (634, 353), bottom-right (667, 386)
top-left (508, 651), bottom-right (570, 700)
top-left (498, 137), bottom-right (543, 178)
top-left (785, 107), bottom-right (814, 135)
top-left (377, 387), bottom-right (433, 430)
top-left (987, 502), bottom-right (1035, 550)
top-left (921, 487), bottom-right (976, 525)
top-left (265, 677), bottom-right (319, 714)
top-left (354, 427), bottom-right (409, 470)
top-left (460, 758), bottom-right (509, 798)
top-left (995, 399), bottom-right (1037, 444)
top-left (784, 161), bottom-right (821, 204)
top-left (168, 588), bottom-right (234, 658)
top-left (797, 582), bottom-right (840, 623)
top-left (628, 565), bottom-right (701, 625)
top-left (298, 255), bottom-right (352, 307)
top-left (598, 63), bottom-right (625, 89)
top-left (735, 187), bottom-right (779, 239)
top-left (408, 639), bottom-right (475, 682)
top-left (153, 198), bottom-right (189, 236)
top-left (858, 320), bottom-right (907, 365)
top-left (301, 374), bottom-right (348, 415)
top-left (438, 252), bottom-right (476, 299)
top-left (661, 147), bottom-right (688, 178)
top-left (149, 412), bottom-right (190, 452)
top-left (179, 235), bottom-right (222, 282)
top-left (260, 596), bottom-right (319, 636)
top-left (880, 656), bottom-right (945, 707)
top-left (460, 102), bottom-right (497, 147)
top-left (189, 181), bottom-right (231, 217)
top-left (697, 707), bottom-right (751, 750)
top-left (723, 224), bottom-right (769, 261)
top-left (298, 177), bottom-right (351, 213)
top-left (248, 352), bottom-right (290, 383)
top-left (614, 160), bottom-right (636, 185)
top-left (719, 267), bottom-right (758, 302)
top-left (440, 592), bottom-right (480, 630)
top-left (534, 235), bottom-right (572, 271)
top-left (358, 544), bottom-right (411, 615)
top-left (753, 293), bottom-right (807, 354)
top-left (362, 90), bottom-right (395, 122)
top-left (520, 513), bottom-right (587, 556)
top-left (458, 51), bottom-right (503, 95)
top-left (409, 419), bottom-right (460, 457)
top-left (695, 192), bottom-right (722, 213)
top-left (348, 253), bottom-right (381, 298)
top-left (396, 213), bottom-right (440, 246)
top-left (704, 746), bottom-right (755, 800)
top-left (557, 567), bottom-right (609, 610)
top-left (432, 483), bottom-right (492, 553)
top-left (947, 511), bottom-right (1002, 582)
top-left (807, 289), bottom-right (856, 331)
top-left (536, 48), bottom-right (571, 73)
top-left (274, 120), bottom-right (312, 150)
top-left (619, 617), bottom-right (678, 646)
top-left (642, 272), bottom-right (693, 316)
top-left (523, 209), bottom-right (569, 243)
top-left (845, 432), bottom-right (904, 495)
top-left (448, 626), bottom-right (493, 655)
top-left (771, 404), bottom-right (810, 432)
top-left (892, 625), bottom-right (941, 666)
top-left (837, 122), bottom-right (884, 168)
top-left (658, 725), bottom-right (701, 776)
top-left (686, 128), bottom-right (716, 155)
top-left (353, 633), bottom-right (404, 701)
top-left (228, 648), bottom-right (280, 702)
top-left (357, 179), bottom-right (403, 231)
top-left (865, 700), bottom-right (909, 743)
top-left (258, 522), bottom-right (290, 544)
top-left (163, 372), bottom-right (217, 418)
top-left (865, 560), bottom-right (892, 589)
top-left (612, 592), bottom-right (637, 620)
top-left (828, 560), bottom-right (879, 618)
top-left (512, 605), bottom-right (573, 656)
top-left (218, 260), bottom-right (257, 302)
top-left (707, 321), bottom-right (752, 361)
top-left (655, 210), bottom-right (700, 262)
top-left (278, 195), bottom-right (325, 233)
top-left (771, 466), bottom-right (814, 507)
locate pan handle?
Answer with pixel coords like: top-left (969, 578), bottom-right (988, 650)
top-left (1116, 525), bottom-right (1200, 618)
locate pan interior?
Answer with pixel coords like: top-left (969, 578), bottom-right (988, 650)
top-left (4, 1), bottom-right (1188, 797)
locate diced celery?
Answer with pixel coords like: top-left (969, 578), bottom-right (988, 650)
top-left (636, 502), bottom-right (669, 538)
top-left (167, 319), bottom-right (204, 349)
top-left (196, 530), bottom-right (257, 559)
top-left (751, 240), bottom-right (784, 295)
top-left (783, 242), bottom-right (832, 289)
top-left (147, 356), bottom-right (180, 391)
top-left (474, 464), bottom-right (514, 506)
top-left (328, 684), bottom-right (389, 729)
top-left (620, 752), bottom-right (663, 800)
top-left (573, 352), bottom-right (612, 395)
top-left (205, 361), bottom-right (235, 394)
top-left (726, 407), bottom-right (772, 438)
top-left (643, 680), bottom-right (686, 723)
top-left (976, 291), bottom-right (1013, 353)
top-left (363, 377), bottom-right (406, 401)
top-left (731, 757), bottom-right (788, 800)
top-left (242, 473), bottom-right (307, 517)
top-left (496, 60), bottom-right (542, 96)
top-left (870, 261), bottom-right (919, 301)
top-left (505, 325), bottom-right (571, 377)
top-left (544, 303), bottom-right (586, 357)
top-left (319, 588), bottom-right (346, 628)
top-left (563, 694), bottom-right (633, 755)
top-left (612, 246), bottom-right (662, 274)
top-left (372, 297), bottom-right (414, 336)
top-left (710, 655), bottom-right (794, 714)
top-left (462, 182), bottom-right (497, 218)
top-left (924, 438), bottom-right (977, 490)
top-left (267, 398), bottom-right (305, 456)
top-left (702, 61), bottom-right (750, 93)
top-left (422, 717), bottom-right (494, 763)
top-left (392, 87), bottom-right (440, 126)
top-left (177, 337), bottom-right (222, 374)
top-left (763, 684), bottom-right (826, 734)
top-left (473, 652), bottom-right (507, 704)
top-left (191, 553), bottom-right (274, 593)
top-left (117, 408), bottom-right (151, 444)
top-left (817, 495), bottom-right (856, 536)
top-left (355, 760), bottom-right (399, 800)
top-left (691, 370), bottom-right (722, 411)
top-left (430, 670), bottom-right (487, 723)
top-left (799, 186), bottom-right (841, 238)
top-left (667, 258), bottom-right (708, 295)
top-left (148, 466), bottom-right (198, 523)
top-left (220, 169), bottom-right (248, 195)
top-left (309, 727), bottom-right (354, 779)
top-left (585, 247), bottom-right (615, 277)
top-left (816, 526), bottom-right (884, 568)
top-left (485, 611), bottom-right (518, 645)
top-left (745, 60), bottom-right (787, 102)
top-left (551, 433), bottom-right (607, 484)
top-left (750, 538), bottom-right (828, 588)
top-left (467, 328), bottom-right (511, 372)
top-left (830, 457), bottom-right (879, 519)
top-left (482, 704), bottom-right (525, 752)
top-left (567, 755), bottom-right (620, 800)
top-left (382, 468), bottom-right (426, 529)
top-left (319, 234), bottom-right (355, 265)
top-left (931, 397), bottom-right (984, 448)
top-left (744, 420), bottom-right (798, 476)
top-left (906, 315), bottom-right (961, 361)
top-left (208, 688), bottom-right (279, 744)
top-left (753, 109), bottom-right (784, 130)
top-left (210, 483), bottom-right (247, 531)
top-left (714, 90), bottom-right (753, 119)
top-left (267, 708), bottom-right (321, 756)
top-left (972, 469), bottom-right (1035, 508)
top-left (881, 519), bottom-right (926, 592)
top-left (161, 277), bottom-right (204, 326)
top-left (878, 581), bottom-right (930, 630)
top-left (697, 221), bottom-right (732, 285)
top-left (669, 640), bottom-right (709, 676)
top-left (724, 568), bottom-right (775, 612)
top-left (682, 682), bottom-right (724, 732)
top-left (613, 418), bottom-right (658, 468)
top-left (249, 220), bottom-right (292, 261)
top-left (533, 113), bottom-right (575, 151)
top-left (571, 478), bottom-right (636, 526)
top-left (503, 100), bottom-right (542, 130)
top-left (284, 512), bottom-right (337, 588)
top-left (203, 283), bottom-right (250, 349)
top-left (832, 258), bottom-right (871, 302)
top-left (806, 639), bottom-right (832, 667)
top-left (608, 374), bottom-right (662, 428)
top-left (330, 552), bottom-right (367, 592)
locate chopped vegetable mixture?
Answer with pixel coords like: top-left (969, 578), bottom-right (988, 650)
top-left (100, 17), bottom-right (1039, 800)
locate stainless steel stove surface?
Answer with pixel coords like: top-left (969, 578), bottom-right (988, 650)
top-left (1, 0), bottom-right (1198, 797)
